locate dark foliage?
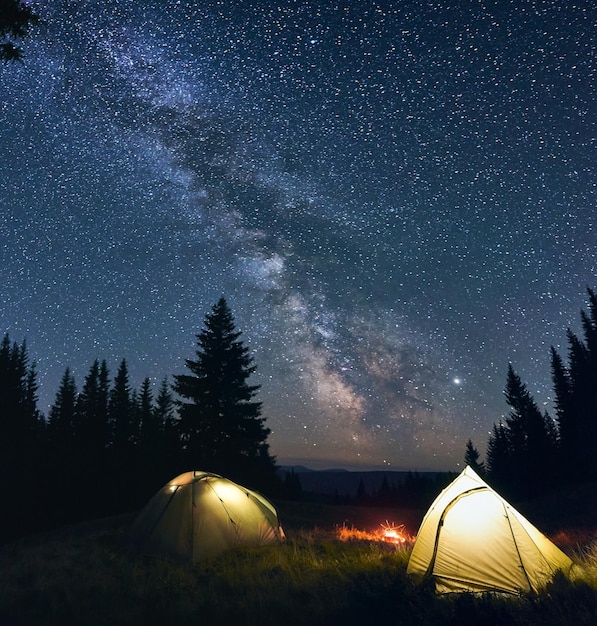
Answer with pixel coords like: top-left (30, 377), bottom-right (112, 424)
top-left (483, 287), bottom-right (597, 499)
top-left (297, 470), bottom-right (455, 510)
top-left (486, 364), bottom-right (558, 499)
top-left (551, 289), bottom-right (597, 480)
top-left (0, 0), bottom-right (40, 62)
top-left (0, 335), bottom-right (44, 538)
top-left (0, 300), bottom-right (287, 542)
top-left (463, 439), bottom-right (485, 476)
top-left (173, 296), bottom-right (277, 490)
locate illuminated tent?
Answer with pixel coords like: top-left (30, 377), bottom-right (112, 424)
top-left (130, 471), bottom-right (285, 563)
top-left (407, 466), bottom-right (572, 594)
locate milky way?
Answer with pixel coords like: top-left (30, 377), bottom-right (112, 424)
top-left (1, 0), bottom-right (595, 470)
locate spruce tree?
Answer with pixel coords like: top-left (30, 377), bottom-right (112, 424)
top-left (464, 439), bottom-right (485, 476)
top-left (155, 377), bottom-right (176, 436)
top-left (0, 335), bottom-right (42, 446)
top-left (0, 0), bottom-right (40, 62)
top-left (0, 335), bottom-right (42, 538)
top-left (551, 288), bottom-right (597, 480)
top-left (488, 364), bottom-right (558, 497)
top-left (153, 377), bottom-right (180, 475)
top-left (47, 367), bottom-right (77, 448)
top-left (75, 359), bottom-right (110, 453)
top-left (138, 377), bottom-right (156, 448)
top-left (45, 367), bottom-right (78, 526)
top-left (72, 360), bottom-right (111, 517)
top-left (173, 297), bottom-right (275, 485)
top-left (551, 346), bottom-right (573, 460)
top-left (486, 421), bottom-right (512, 491)
top-left (108, 359), bottom-right (137, 450)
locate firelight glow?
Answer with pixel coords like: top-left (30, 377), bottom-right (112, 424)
top-left (337, 521), bottom-right (412, 546)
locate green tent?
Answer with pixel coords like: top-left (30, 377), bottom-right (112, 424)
top-left (131, 471), bottom-right (285, 563)
top-left (407, 466), bottom-right (573, 594)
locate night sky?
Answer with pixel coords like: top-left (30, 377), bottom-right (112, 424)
top-left (1, 0), bottom-right (595, 470)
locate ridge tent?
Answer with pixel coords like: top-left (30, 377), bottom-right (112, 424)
top-left (407, 466), bottom-right (573, 594)
top-left (130, 471), bottom-right (285, 563)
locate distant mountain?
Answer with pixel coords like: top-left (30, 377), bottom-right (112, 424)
top-left (279, 465), bottom-right (316, 473)
top-left (279, 466), bottom-right (440, 496)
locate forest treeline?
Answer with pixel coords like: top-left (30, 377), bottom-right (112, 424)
top-left (466, 287), bottom-right (597, 501)
top-left (3, 289), bottom-right (597, 540)
top-left (0, 298), bottom-right (299, 541)
top-left (293, 471), bottom-right (457, 510)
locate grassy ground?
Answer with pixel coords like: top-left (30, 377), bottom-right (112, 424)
top-left (1, 502), bottom-right (597, 626)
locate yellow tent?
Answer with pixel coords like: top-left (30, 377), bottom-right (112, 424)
top-left (407, 466), bottom-right (572, 594)
top-left (130, 471), bottom-right (285, 563)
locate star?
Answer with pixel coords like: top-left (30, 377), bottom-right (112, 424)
top-left (0, 0), bottom-right (594, 471)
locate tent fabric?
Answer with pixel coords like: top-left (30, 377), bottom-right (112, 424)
top-left (407, 466), bottom-right (573, 594)
top-left (130, 471), bottom-right (285, 563)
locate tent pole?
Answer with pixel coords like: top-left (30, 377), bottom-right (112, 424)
top-left (502, 501), bottom-right (534, 594)
top-left (423, 486), bottom-right (487, 581)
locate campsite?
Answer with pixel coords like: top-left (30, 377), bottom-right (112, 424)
top-left (2, 468), bottom-right (597, 626)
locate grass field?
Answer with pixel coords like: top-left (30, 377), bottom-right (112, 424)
top-left (1, 500), bottom-right (597, 626)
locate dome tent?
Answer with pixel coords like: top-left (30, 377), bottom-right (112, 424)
top-left (130, 471), bottom-right (285, 563)
top-left (407, 466), bottom-right (573, 594)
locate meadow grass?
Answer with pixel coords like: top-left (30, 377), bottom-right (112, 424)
top-left (1, 508), bottom-right (597, 626)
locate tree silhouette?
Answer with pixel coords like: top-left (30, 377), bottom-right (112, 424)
top-left (473, 287), bottom-right (597, 500)
top-left (47, 367), bottom-right (77, 449)
top-left (550, 345), bottom-right (574, 463)
top-left (0, 335), bottom-right (43, 465)
top-left (0, 0), bottom-right (40, 62)
top-left (75, 359), bottom-right (110, 454)
top-left (154, 377), bottom-right (179, 455)
top-left (0, 334), bottom-right (43, 537)
top-left (486, 364), bottom-right (558, 498)
top-left (486, 422), bottom-right (511, 489)
top-left (109, 359), bottom-right (137, 450)
top-left (138, 378), bottom-right (155, 447)
top-left (45, 367), bottom-right (78, 526)
top-left (173, 297), bottom-right (275, 486)
top-left (551, 288), bottom-right (597, 480)
top-left (464, 439), bottom-right (485, 476)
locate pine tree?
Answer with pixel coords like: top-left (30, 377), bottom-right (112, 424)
top-left (486, 421), bottom-right (512, 491)
top-left (45, 367), bottom-right (79, 526)
top-left (0, 0), bottom-right (40, 62)
top-left (24, 358), bottom-right (41, 431)
top-left (488, 364), bottom-right (558, 497)
top-left (153, 377), bottom-right (180, 475)
top-left (551, 346), bottom-right (573, 457)
top-left (580, 288), bottom-right (597, 354)
top-left (464, 439), bottom-right (485, 476)
top-left (155, 377), bottom-right (176, 435)
top-left (109, 359), bottom-right (137, 450)
top-left (173, 297), bottom-right (275, 485)
top-left (0, 336), bottom-right (43, 467)
top-left (0, 334), bottom-right (43, 538)
top-left (75, 359), bottom-right (110, 453)
top-left (47, 367), bottom-right (77, 448)
top-left (551, 288), bottom-right (597, 480)
top-left (0, 335), bottom-right (42, 446)
top-left (138, 377), bottom-right (156, 448)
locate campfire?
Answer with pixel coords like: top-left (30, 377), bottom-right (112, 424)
top-left (337, 521), bottom-right (412, 546)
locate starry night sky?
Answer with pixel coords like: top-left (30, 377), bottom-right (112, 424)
top-left (1, 0), bottom-right (595, 470)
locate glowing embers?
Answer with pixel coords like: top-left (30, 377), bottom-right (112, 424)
top-left (381, 521), bottom-right (410, 544)
top-left (337, 521), bottom-right (412, 546)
